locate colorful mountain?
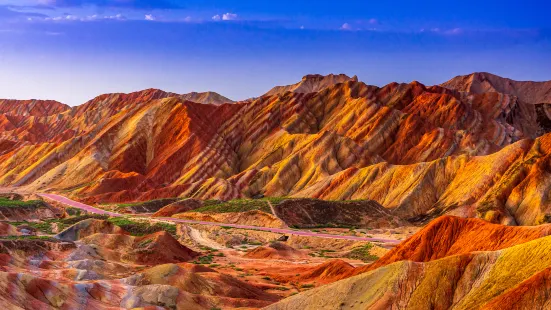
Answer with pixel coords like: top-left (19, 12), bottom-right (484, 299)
top-left (266, 216), bottom-right (551, 309)
top-left (2, 73), bottom-right (551, 226)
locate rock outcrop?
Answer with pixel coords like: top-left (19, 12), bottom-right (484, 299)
top-left (55, 219), bottom-right (128, 241)
top-left (274, 198), bottom-right (406, 228)
top-left (266, 217), bottom-right (551, 310)
top-left (265, 73), bottom-right (358, 96)
top-left (152, 198), bottom-right (203, 217)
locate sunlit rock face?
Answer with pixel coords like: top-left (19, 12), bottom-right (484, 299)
top-left (2, 73), bottom-right (551, 225)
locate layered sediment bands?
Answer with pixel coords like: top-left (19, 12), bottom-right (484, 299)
top-left (264, 73), bottom-right (358, 96)
top-left (442, 72), bottom-right (551, 137)
top-left (0, 219), bottom-right (280, 309)
top-left (2, 74), bottom-right (551, 224)
top-left (0, 99), bottom-right (70, 117)
top-left (442, 72), bottom-right (551, 105)
top-left (266, 233), bottom-right (551, 310)
top-left (366, 215), bottom-right (551, 271)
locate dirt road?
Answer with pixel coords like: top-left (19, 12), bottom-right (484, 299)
top-left (39, 193), bottom-right (400, 244)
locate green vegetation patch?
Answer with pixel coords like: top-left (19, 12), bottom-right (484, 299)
top-left (65, 207), bottom-right (83, 216)
top-left (0, 235), bottom-right (60, 242)
top-left (347, 243), bottom-right (379, 262)
top-left (193, 254), bottom-right (214, 265)
top-left (10, 214), bottom-right (110, 234)
top-left (115, 198), bottom-right (181, 213)
top-left (0, 198), bottom-right (47, 209)
top-left (107, 217), bottom-right (176, 236)
top-left (116, 198), bottom-right (179, 208)
top-left (194, 198), bottom-right (287, 214)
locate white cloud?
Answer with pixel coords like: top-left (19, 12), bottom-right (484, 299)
top-left (212, 13), bottom-right (238, 21)
top-left (222, 13), bottom-right (237, 21)
top-left (145, 14), bottom-right (155, 21)
top-left (340, 23), bottom-right (352, 31)
top-left (445, 28), bottom-right (463, 35)
top-left (368, 18), bottom-right (379, 25)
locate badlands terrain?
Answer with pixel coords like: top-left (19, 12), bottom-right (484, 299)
top-left (1, 72), bottom-right (551, 309)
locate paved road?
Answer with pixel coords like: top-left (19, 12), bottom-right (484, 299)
top-left (39, 193), bottom-right (400, 244)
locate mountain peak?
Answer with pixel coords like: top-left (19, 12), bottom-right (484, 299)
top-left (0, 99), bottom-right (70, 117)
top-left (265, 73), bottom-right (358, 96)
top-left (441, 72), bottom-right (551, 104)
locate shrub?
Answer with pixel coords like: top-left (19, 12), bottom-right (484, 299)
top-left (107, 217), bottom-right (176, 236)
top-left (347, 243), bottom-right (379, 262)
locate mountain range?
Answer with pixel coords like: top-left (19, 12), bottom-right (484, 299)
top-left (2, 72), bottom-right (551, 226)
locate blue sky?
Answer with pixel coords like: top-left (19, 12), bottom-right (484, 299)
top-left (0, 0), bottom-right (550, 105)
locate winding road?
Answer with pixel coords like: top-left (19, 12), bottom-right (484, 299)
top-left (39, 193), bottom-right (400, 244)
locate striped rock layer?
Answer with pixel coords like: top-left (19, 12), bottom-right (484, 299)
top-left (266, 216), bottom-right (551, 310)
top-left (2, 74), bottom-right (551, 224)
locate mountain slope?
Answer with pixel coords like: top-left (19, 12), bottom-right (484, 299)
top-left (266, 218), bottom-right (551, 310)
top-left (3, 73), bottom-right (551, 225)
top-left (0, 99), bottom-right (70, 117)
top-left (264, 74), bottom-right (358, 96)
top-left (442, 72), bottom-right (551, 104)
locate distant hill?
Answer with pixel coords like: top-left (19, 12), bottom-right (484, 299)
top-left (442, 71), bottom-right (551, 104)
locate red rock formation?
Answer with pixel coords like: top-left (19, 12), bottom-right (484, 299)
top-left (151, 199), bottom-right (203, 217)
top-left (0, 99), bottom-right (70, 117)
top-left (244, 242), bottom-right (304, 260)
top-left (264, 73), bottom-right (358, 96)
top-left (81, 231), bottom-right (199, 265)
top-left (442, 72), bottom-right (551, 104)
top-left (2, 73), bottom-right (551, 225)
top-left (366, 215), bottom-right (551, 270)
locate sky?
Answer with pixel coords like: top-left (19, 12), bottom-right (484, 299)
top-left (0, 0), bottom-right (550, 106)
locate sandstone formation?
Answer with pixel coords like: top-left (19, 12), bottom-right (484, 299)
top-left (274, 198), bottom-right (406, 228)
top-left (55, 219), bottom-right (128, 241)
top-left (80, 231), bottom-right (199, 265)
top-left (0, 222), bottom-right (19, 236)
top-left (0, 219), bottom-right (280, 309)
top-left (173, 210), bottom-right (286, 228)
top-left (265, 73), bottom-right (358, 96)
top-left (152, 199), bottom-right (203, 217)
top-left (0, 99), bottom-right (70, 117)
top-left (2, 73), bottom-right (551, 226)
top-left (266, 217), bottom-right (551, 310)
top-left (442, 72), bottom-right (551, 105)
top-left (244, 241), bottom-right (305, 260)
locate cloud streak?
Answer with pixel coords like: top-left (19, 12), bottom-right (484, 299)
top-left (35, 0), bottom-right (182, 9)
top-left (28, 12), bottom-right (126, 22)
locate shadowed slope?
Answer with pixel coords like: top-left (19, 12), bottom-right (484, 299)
top-left (80, 231), bottom-right (199, 265)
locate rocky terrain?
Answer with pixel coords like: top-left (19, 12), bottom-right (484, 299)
top-left (2, 73), bottom-right (551, 227)
top-left (267, 216), bottom-right (551, 310)
top-left (0, 194), bottom-right (395, 309)
top-left (3, 72), bottom-right (551, 309)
